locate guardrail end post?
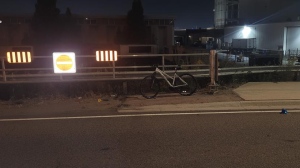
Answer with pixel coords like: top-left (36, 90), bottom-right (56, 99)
top-left (209, 50), bottom-right (219, 93)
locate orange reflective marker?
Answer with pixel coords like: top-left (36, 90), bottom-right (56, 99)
top-left (95, 50), bottom-right (118, 61)
top-left (6, 51), bottom-right (32, 63)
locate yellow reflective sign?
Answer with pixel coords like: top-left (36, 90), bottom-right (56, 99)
top-left (53, 52), bottom-right (76, 73)
top-left (56, 55), bottom-right (73, 71)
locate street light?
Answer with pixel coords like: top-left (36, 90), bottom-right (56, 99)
top-left (242, 26), bottom-right (251, 38)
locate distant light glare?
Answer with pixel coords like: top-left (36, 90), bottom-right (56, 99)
top-left (242, 26), bottom-right (251, 38)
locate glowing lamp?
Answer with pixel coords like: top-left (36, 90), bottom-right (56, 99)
top-left (242, 26), bottom-right (251, 38)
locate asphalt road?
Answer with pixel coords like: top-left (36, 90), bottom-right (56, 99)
top-left (1, 112), bottom-right (300, 168)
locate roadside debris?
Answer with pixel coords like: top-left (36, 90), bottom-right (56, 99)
top-left (280, 108), bottom-right (288, 114)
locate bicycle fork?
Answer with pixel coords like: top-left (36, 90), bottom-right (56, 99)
top-left (150, 72), bottom-right (157, 88)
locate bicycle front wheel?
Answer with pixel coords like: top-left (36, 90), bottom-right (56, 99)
top-left (140, 75), bottom-right (160, 99)
top-left (177, 73), bottom-right (197, 96)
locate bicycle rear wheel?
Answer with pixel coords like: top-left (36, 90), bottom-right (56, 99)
top-left (140, 75), bottom-right (160, 99)
top-left (177, 73), bottom-right (197, 96)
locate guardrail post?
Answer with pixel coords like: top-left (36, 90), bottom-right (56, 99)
top-left (1, 58), bottom-right (7, 82)
top-left (113, 60), bottom-right (116, 79)
top-left (209, 50), bottom-right (216, 85)
top-left (215, 52), bottom-right (219, 82)
top-left (209, 50), bottom-right (218, 93)
top-left (123, 81), bottom-right (128, 95)
top-left (162, 55), bottom-right (165, 71)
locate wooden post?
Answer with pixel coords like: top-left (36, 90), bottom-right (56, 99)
top-left (215, 52), bottom-right (219, 83)
top-left (209, 50), bottom-right (218, 93)
top-left (210, 50), bottom-right (216, 85)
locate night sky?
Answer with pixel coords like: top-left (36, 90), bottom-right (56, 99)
top-left (0, 0), bottom-right (215, 29)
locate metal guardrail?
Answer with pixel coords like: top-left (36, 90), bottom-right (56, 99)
top-left (219, 66), bottom-right (300, 76)
top-left (0, 53), bottom-right (300, 84)
top-left (287, 49), bottom-right (300, 57)
top-left (0, 53), bottom-right (210, 83)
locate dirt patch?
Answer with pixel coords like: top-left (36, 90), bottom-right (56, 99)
top-left (0, 88), bottom-right (243, 113)
top-left (0, 95), bottom-right (124, 114)
top-left (121, 88), bottom-right (243, 108)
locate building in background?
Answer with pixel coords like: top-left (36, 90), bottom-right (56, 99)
top-left (0, 14), bottom-right (31, 46)
top-left (224, 22), bottom-right (300, 55)
top-left (174, 28), bottom-right (224, 51)
top-left (214, 0), bottom-right (300, 56)
top-left (238, 0), bottom-right (300, 25)
top-left (214, 0), bottom-right (239, 29)
top-left (214, 0), bottom-right (300, 28)
top-left (0, 14), bottom-right (174, 55)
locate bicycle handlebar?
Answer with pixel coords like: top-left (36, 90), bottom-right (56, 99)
top-left (152, 64), bottom-right (159, 68)
top-left (152, 64), bottom-right (182, 70)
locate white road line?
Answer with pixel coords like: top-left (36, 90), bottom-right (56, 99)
top-left (0, 110), bottom-right (299, 122)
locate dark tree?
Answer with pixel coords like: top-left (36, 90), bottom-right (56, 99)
top-left (114, 27), bottom-right (126, 44)
top-left (65, 7), bottom-right (72, 18)
top-left (126, 0), bottom-right (147, 44)
top-left (60, 8), bottom-right (81, 46)
top-left (33, 0), bottom-right (60, 22)
top-left (21, 33), bottom-right (31, 45)
top-left (31, 0), bottom-right (80, 54)
top-left (31, 0), bottom-right (61, 45)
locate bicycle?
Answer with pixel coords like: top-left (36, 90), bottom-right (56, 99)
top-left (140, 65), bottom-right (198, 99)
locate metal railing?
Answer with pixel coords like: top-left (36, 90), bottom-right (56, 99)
top-left (0, 53), bottom-right (211, 83)
top-left (287, 49), bottom-right (300, 57)
top-left (0, 52), bottom-right (300, 84)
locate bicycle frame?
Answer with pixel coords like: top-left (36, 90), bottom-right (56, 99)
top-left (153, 67), bottom-right (188, 88)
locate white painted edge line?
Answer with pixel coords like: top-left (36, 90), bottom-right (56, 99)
top-left (0, 110), bottom-right (299, 122)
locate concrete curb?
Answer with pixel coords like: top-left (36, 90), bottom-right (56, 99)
top-left (118, 100), bottom-right (300, 113)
